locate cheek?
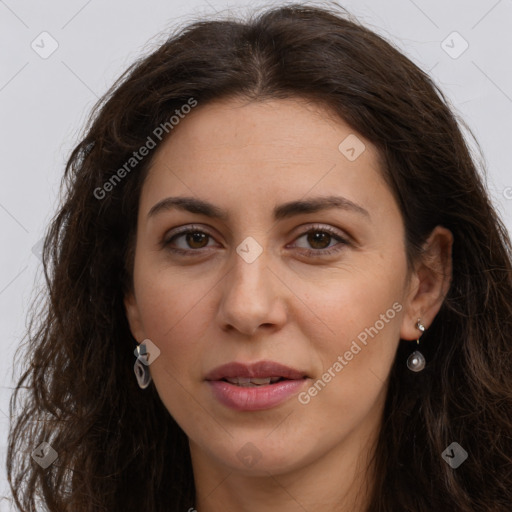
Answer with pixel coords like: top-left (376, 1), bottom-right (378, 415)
top-left (279, 269), bottom-right (404, 456)
top-left (132, 273), bottom-right (210, 428)
top-left (133, 254), bottom-right (214, 338)
top-left (294, 265), bottom-right (404, 404)
top-left (130, 267), bottom-right (214, 402)
top-left (296, 261), bottom-right (404, 346)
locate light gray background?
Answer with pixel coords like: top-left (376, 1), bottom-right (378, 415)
top-left (1, 0), bottom-right (511, 508)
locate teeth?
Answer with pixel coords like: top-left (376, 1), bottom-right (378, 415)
top-left (226, 377), bottom-right (251, 385)
top-left (251, 377), bottom-right (272, 385)
top-left (225, 376), bottom-right (282, 386)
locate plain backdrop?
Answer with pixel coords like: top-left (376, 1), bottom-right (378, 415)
top-left (1, 0), bottom-right (511, 508)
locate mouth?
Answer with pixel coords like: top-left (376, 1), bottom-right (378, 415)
top-left (204, 360), bottom-right (309, 411)
top-left (221, 376), bottom-right (292, 387)
top-left (204, 360), bottom-right (309, 383)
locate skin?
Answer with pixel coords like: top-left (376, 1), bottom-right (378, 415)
top-left (124, 97), bottom-right (453, 512)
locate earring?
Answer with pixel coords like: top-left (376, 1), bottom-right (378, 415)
top-left (134, 342), bottom-right (152, 389)
top-left (407, 319), bottom-right (426, 372)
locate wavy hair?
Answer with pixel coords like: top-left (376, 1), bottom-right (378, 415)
top-left (7, 2), bottom-right (512, 511)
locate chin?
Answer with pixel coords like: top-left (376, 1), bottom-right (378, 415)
top-left (207, 436), bottom-right (311, 476)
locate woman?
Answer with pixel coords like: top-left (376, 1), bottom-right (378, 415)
top-left (6, 3), bottom-right (512, 511)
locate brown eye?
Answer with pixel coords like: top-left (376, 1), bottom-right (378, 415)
top-left (292, 226), bottom-right (349, 257)
top-left (306, 231), bottom-right (332, 249)
top-left (185, 232), bottom-right (209, 249)
top-left (163, 227), bottom-right (217, 253)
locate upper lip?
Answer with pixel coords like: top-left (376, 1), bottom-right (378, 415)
top-left (205, 360), bottom-right (308, 381)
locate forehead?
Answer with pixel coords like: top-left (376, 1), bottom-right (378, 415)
top-left (140, 97), bottom-right (394, 221)
top-left (151, 97), bottom-right (371, 163)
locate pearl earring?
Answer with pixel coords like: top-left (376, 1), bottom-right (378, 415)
top-left (407, 319), bottom-right (426, 372)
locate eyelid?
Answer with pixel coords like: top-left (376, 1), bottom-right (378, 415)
top-left (290, 223), bottom-right (351, 243)
top-left (161, 223), bottom-right (219, 246)
top-left (287, 224), bottom-right (351, 255)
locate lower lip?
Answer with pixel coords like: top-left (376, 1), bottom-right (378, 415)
top-left (207, 379), bottom-right (308, 411)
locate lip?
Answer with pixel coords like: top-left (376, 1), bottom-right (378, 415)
top-left (205, 360), bottom-right (308, 381)
top-left (205, 360), bottom-right (309, 411)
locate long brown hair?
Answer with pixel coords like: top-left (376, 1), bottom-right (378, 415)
top-left (7, 3), bottom-right (512, 511)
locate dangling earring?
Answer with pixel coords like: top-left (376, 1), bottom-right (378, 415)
top-left (407, 319), bottom-right (426, 372)
top-left (134, 342), bottom-right (152, 389)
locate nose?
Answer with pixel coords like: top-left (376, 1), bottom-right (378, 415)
top-left (216, 246), bottom-right (287, 337)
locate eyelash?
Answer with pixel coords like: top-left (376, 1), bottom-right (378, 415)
top-left (162, 224), bottom-right (350, 257)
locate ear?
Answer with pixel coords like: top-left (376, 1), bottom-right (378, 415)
top-left (124, 290), bottom-right (145, 342)
top-left (400, 226), bottom-right (453, 340)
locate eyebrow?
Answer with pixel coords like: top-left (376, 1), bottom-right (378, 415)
top-left (147, 195), bottom-right (370, 221)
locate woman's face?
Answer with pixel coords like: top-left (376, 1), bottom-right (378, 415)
top-left (125, 97), bottom-right (420, 477)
